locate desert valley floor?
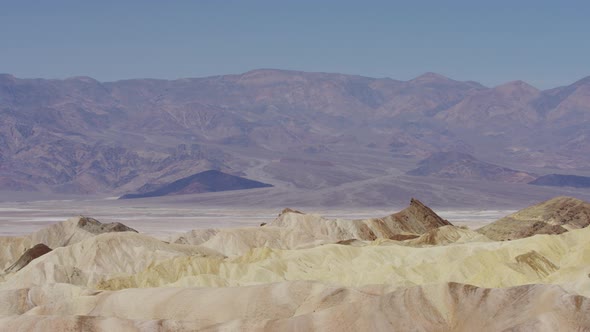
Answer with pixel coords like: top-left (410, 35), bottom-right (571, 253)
top-left (0, 196), bottom-right (589, 331)
top-left (0, 197), bottom-right (512, 238)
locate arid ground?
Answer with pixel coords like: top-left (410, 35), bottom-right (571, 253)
top-left (1, 196), bottom-right (589, 331)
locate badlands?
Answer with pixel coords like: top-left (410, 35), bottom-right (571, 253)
top-left (0, 197), bottom-right (589, 331)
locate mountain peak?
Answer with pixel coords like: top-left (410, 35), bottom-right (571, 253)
top-left (0, 73), bottom-right (16, 81)
top-left (494, 80), bottom-right (540, 97)
top-left (237, 68), bottom-right (309, 84)
top-left (241, 68), bottom-right (296, 76)
top-left (571, 75), bottom-right (590, 87)
top-left (120, 170), bottom-right (273, 199)
top-left (65, 76), bottom-right (100, 83)
top-left (496, 80), bottom-right (538, 90)
top-left (389, 198), bottom-right (453, 233)
top-left (411, 72), bottom-right (452, 83)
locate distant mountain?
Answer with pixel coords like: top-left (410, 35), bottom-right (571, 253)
top-left (436, 80), bottom-right (541, 129)
top-left (119, 170), bottom-right (272, 199)
top-left (2, 69), bottom-right (590, 206)
top-left (529, 174), bottom-right (590, 188)
top-left (407, 152), bottom-right (536, 183)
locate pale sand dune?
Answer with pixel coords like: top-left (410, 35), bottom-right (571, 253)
top-left (1, 197), bottom-right (589, 331)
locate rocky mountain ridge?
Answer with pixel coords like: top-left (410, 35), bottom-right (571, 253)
top-left (2, 69), bottom-right (590, 205)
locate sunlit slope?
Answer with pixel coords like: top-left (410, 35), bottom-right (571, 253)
top-left (170, 199), bottom-right (452, 256)
top-left (478, 196), bottom-right (590, 240)
top-left (0, 281), bottom-right (587, 332)
top-left (0, 232), bottom-right (222, 289)
top-left (0, 216), bottom-right (136, 271)
top-left (1, 197), bottom-right (590, 331)
top-left (95, 226), bottom-right (590, 297)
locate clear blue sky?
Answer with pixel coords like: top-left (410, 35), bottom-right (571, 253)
top-left (1, 0), bottom-right (589, 88)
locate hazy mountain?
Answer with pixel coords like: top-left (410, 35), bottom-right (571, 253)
top-left (120, 170), bottom-right (272, 199)
top-left (2, 69), bottom-right (590, 206)
top-left (529, 174), bottom-right (590, 188)
top-left (407, 152), bottom-right (536, 183)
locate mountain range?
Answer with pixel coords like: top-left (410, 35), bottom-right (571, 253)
top-left (1, 69), bottom-right (590, 206)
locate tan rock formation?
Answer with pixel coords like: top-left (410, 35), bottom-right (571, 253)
top-left (4, 243), bottom-right (52, 274)
top-left (478, 196), bottom-right (590, 240)
top-left (171, 199), bottom-right (452, 256)
top-left (0, 216), bottom-right (137, 271)
top-left (1, 198), bottom-right (590, 331)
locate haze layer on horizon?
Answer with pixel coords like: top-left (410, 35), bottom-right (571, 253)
top-left (1, 0), bottom-right (589, 89)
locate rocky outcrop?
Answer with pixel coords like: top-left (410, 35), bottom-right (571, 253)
top-left (169, 199), bottom-right (453, 256)
top-left (0, 216), bottom-right (138, 271)
top-left (385, 198), bottom-right (452, 233)
top-left (76, 216), bottom-right (137, 234)
top-left (4, 243), bottom-right (52, 273)
top-left (406, 225), bottom-right (490, 246)
top-left (477, 196), bottom-right (590, 240)
top-left (278, 208), bottom-right (303, 216)
top-left (269, 198), bottom-right (452, 239)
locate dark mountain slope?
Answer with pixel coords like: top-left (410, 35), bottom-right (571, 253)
top-left (120, 170), bottom-right (272, 199)
top-left (529, 174), bottom-right (590, 188)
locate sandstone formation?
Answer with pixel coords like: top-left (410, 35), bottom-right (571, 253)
top-left (478, 196), bottom-right (590, 240)
top-left (3, 243), bottom-right (52, 274)
top-left (0, 216), bottom-right (137, 271)
top-left (171, 199), bottom-right (452, 256)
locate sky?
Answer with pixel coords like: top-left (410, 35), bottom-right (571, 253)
top-left (1, 0), bottom-right (589, 89)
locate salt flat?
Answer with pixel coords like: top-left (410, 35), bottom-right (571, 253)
top-left (0, 198), bottom-right (511, 238)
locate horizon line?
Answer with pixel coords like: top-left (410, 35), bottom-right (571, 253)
top-left (2, 68), bottom-right (589, 90)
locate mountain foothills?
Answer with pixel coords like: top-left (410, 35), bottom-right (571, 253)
top-left (1, 70), bottom-right (590, 205)
top-left (406, 151), bottom-right (536, 183)
top-left (530, 174), bottom-right (590, 188)
top-left (120, 170), bottom-right (272, 199)
top-left (1, 196), bottom-right (590, 331)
